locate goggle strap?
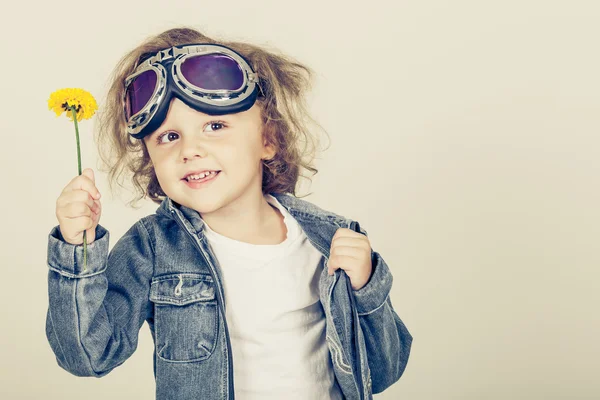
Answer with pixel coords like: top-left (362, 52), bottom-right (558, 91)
top-left (140, 44), bottom-right (232, 67)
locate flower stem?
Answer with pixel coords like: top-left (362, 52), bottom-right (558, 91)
top-left (70, 107), bottom-right (87, 272)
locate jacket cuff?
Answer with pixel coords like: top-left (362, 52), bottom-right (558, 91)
top-left (352, 250), bottom-right (393, 315)
top-left (47, 224), bottom-right (110, 278)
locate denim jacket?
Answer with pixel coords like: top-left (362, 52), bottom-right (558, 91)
top-left (46, 192), bottom-right (412, 399)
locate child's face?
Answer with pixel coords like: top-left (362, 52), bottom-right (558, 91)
top-left (143, 98), bottom-right (275, 214)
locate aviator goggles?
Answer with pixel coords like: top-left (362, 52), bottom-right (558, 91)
top-left (124, 43), bottom-right (259, 139)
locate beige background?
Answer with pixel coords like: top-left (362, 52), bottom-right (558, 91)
top-left (0, 0), bottom-right (598, 399)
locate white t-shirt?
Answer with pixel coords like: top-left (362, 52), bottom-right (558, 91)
top-left (202, 194), bottom-right (344, 399)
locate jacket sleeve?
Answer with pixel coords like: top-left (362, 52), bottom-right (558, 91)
top-left (352, 239), bottom-right (413, 394)
top-left (45, 220), bottom-right (154, 377)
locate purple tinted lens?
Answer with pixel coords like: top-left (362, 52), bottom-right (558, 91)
top-left (125, 70), bottom-right (157, 119)
top-left (180, 54), bottom-right (244, 91)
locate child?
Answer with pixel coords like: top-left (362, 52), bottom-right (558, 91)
top-left (47, 27), bottom-right (412, 400)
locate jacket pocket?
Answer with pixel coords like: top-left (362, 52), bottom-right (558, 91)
top-left (149, 273), bottom-right (219, 363)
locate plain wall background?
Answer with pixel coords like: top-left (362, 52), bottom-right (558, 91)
top-left (1, 0), bottom-right (598, 399)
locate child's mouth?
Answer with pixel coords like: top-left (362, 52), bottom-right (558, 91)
top-left (182, 171), bottom-right (220, 188)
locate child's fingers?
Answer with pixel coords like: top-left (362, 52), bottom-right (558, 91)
top-left (331, 244), bottom-right (364, 259)
top-left (55, 171), bottom-right (102, 246)
top-left (56, 190), bottom-right (99, 211)
top-left (61, 169), bottom-right (101, 200)
top-left (331, 235), bottom-right (370, 251)
top-left (328, 254), bottom-right (360, 275)
top-left (63, 201), bottom-right (95, 219)
top-left (92, 199), bottom-right (102, 215)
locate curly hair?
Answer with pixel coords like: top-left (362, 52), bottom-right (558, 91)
top-left (93, 26), bottom-right (329, 208)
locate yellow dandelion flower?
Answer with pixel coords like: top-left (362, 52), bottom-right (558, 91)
top-left (47, 87), bottom-right (98, 272)
top-left (48, 88), bottom-right (98, 121)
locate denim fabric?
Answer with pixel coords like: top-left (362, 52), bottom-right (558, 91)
top-left (46, 192), bottom-right (413, 399)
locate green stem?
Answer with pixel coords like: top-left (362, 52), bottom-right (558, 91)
top-left (71, 107), bottom-right (87, 272)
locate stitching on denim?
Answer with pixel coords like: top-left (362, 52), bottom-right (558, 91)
top-left (220, 316), bottom-right (228, 398)
top-left (48, 264), bottom-right (107, 279)
top-left (275, 193), bottom-right (349, 225)
top-left (151, 293), bottom-right (215, 305)
top-left (326, 334), bottom-right (352, 374)
top-left (327, 266), bottom-right (351, 350)
top-left (150, 275), bottom-right (216, 305)
top-left (288, 210), bottom-right (346, 227)
top-left (211, 303), bottom-right (220, 362)
top-left (358, 328), bottom-right (372, 397)
top-left (152, 272), bottom-right (213, 283)
top-left (357, 293), bottom-right (390, 317)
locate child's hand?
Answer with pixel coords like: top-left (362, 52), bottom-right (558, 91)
top-left (55, 168), bottom-right (102, 245)
top-left (327, 228), bottom-right (373, 291)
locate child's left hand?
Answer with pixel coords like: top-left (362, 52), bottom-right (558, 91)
top-left (327, 228), bottom-right (373, 291)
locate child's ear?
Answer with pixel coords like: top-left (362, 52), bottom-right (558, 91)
top-left (262, 140), bottom-right (276, 161)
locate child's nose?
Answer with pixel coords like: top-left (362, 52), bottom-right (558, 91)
top-left (180, 135), bottom-right (208, 160)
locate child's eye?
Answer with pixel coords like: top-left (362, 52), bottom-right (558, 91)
top-left (156, 131), bottom-right (179, 144)
top-left (155, 121), bottom-right (226, 145)
top-left (204, 121), bottom-right (226, 133)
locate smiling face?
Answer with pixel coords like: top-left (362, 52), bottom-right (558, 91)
top-left (143, 98), bottom-right (275, 216)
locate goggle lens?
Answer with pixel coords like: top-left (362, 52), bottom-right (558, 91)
top-left (180, 54), bottom-right (245, 91)
top-left (125, 69), bottom-right (157, 119)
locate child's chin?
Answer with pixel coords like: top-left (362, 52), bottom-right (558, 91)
top-left (180, 195), bottom-right (223, 213)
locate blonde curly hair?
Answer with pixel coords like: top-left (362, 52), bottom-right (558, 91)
top-left (94, 27), bottom-right (329, 207)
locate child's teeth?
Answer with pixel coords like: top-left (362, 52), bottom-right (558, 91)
top-left (188, 171), bottom-right (215, 180)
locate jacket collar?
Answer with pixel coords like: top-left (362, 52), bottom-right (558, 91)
top-left (155, 192), bottom-right (348, 233)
